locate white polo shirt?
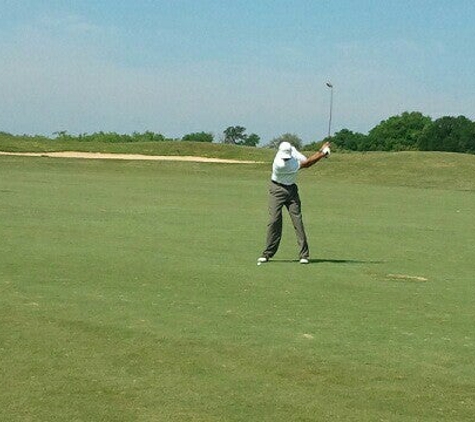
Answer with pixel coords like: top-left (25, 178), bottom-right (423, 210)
top-left (271, 147), bottom-right (307, 186)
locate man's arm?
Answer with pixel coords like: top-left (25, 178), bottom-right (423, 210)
top-left (299, 142), bottom-right (331, 169)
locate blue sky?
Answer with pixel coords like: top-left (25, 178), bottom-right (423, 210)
top-left (1, 0), bottom-right (474, 143)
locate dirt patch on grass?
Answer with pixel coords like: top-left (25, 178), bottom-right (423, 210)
top-left (386, 274), bottom-right (429, 282)
top-left (0, 151), bottom-right (261, 164)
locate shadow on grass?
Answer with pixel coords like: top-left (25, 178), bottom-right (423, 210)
top-left (271, 258), bottom-right (384, 265)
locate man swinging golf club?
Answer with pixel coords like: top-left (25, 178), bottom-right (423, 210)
top-left (257, 141), bottom-right (331, 265)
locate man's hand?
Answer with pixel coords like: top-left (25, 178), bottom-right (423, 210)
top-left (300, 142), bottom-right (331, 169)
top-left (319, 142), bottom-right (331, 157)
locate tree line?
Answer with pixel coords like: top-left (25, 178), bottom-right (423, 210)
top-left (266, 112), bottom-right (475, 154)
top-left (1, 111), bottom-right (474, 153)
top-left (229, 111), bottom-right (475, 154)
top-left (328, 112), bottom-right (475, 154)
top-left (0, 128), bottom-right (259, 146)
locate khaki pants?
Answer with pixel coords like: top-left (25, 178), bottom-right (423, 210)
top-left (262, 181), bottom-right (309, 259)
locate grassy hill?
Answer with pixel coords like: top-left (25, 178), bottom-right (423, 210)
top-left (1, 134), bottom-right (474, 191)
top-left (0, 134), bottom-right (274, 162)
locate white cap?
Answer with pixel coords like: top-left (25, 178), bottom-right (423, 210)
top-left (278, 141), bottom-right (292, 159)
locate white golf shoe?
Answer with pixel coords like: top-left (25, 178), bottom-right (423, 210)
top-left (299, 258), bottom-right (309, 264)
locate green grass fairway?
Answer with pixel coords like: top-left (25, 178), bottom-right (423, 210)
top-left (1, 154), bottom-right (474, 421)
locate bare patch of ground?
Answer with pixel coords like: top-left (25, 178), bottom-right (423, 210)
top-left (386, 274), bottom-right (428, 282)
top-left (0, 151), bottom-right (261, 164)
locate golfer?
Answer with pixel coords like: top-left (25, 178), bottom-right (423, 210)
top-left (258, 141), bottom-right (331, 265)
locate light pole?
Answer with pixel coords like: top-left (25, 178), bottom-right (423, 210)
top-left (326, 82), bottom-right (333, 139)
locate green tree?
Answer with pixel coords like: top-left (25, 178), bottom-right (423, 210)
top-left (418, 116), bottom-right (475, 153)
top-left (330, 129), bottom-right (368, 151)
top-left (52, 131), bottom-right (169, 143)
top-left (267, 133), bottom-right (303, 150)
top-left (53, 130), bottom-right (71, 140)
top-left (242, 133), bottom-right (260, 146)
top-left (182, 132), bottom-right (214, 143)
top-left (222, 126), bottom-right (259, 146)
top-left (367, 111), bottom-right (432, 151)
top-left (132, 131), bottom-right (166, 142)
top-left (223, 126), bottom-right (247, 144)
